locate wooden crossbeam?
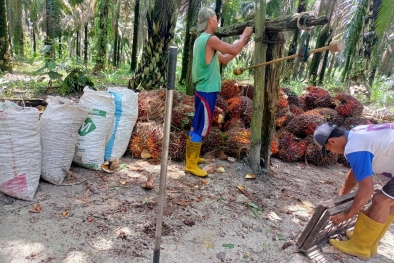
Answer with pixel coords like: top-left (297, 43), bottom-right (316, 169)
top-left (190, 15), bottom-right (328, 37)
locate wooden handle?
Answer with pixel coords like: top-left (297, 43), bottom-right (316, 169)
top-left (233, 40), bottom-right (345, 75)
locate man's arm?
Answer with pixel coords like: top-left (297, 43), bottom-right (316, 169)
top-left (217, 52), bottom-right (236, 64)
top-left (344, 176), bottom-right (374, 218)
top-left (338, 169), bottom-right (358, 196)
top-left (207, 27), bottom-right (252, 57)
top-left (330, 176), bottom-right (374, 224)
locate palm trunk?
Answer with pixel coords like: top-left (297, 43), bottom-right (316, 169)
top-left (130, 0), bottom-right (140, 72)
top-left (32, 23), bottom-right (36, 54)
top-left (58, 33), bottom-right (62, 59)
top-left (179, 0), bottom-right (201, 84)
top-left (308, 25), bottom-right (330, 85)
top-left (93, 0), bottom-right (110, 72)
top-left (84, 23), bottom-right (88, 65)
top-left (12, 0), bottom-right (24, 56)
top-left (129, 0), bottom-right (177, 90)
top-left (249, 0), bottom-right (267, 173)
top-left (112, 1), bottom-right (120, 67)
top-left (186, 34), bottom-right (197, 95)
top-left (5, 0), bottom-right (12, 57)
top-left (0, 0), bottom-right (12, 72)
top-left (260, 31), bottom-right (284, 170)
top-left (76, 30), bottom-right (80, 59)
top-left (283, 0), bottom-right (307, 83)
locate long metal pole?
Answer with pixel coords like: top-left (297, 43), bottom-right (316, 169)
top-left (153, 46), bottom-right (177, 263)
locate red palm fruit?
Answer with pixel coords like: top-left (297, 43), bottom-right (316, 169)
top-left (225, 128), bottom-right (250, 159)
top-left (201, 128), bottom-right (226, 154)
top-left (332, 93), bottom-right (364, 117)
top-left (169, 131), bottom-right (188, 161)
top-left (281, 87), bottom-right (300, 106)
top-left (289, 104), bottom-right (304, 116)
top-left (220, 79), bottom-right (241, 99)
top-left (300, 86), bottom-right (332, 110)
top-left (342, 117), bottom-right (372, 130)
top-left (286, 114), bottom-right (325, 137)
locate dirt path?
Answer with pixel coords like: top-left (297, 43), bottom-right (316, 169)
top-left (0, 156), bottom-right (393, 263)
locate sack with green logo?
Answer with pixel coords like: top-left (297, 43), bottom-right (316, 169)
top-left (40, 96), bottom-right (89, 184)
top-left (73, 88), bottom-right (115, 170)
top-left (0, 101), bottom-right (41, 200)
top-left (105, 87), bottom-right (138, 161)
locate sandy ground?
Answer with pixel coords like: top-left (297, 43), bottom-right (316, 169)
top-left (1, 154), bottom-right (394, 263)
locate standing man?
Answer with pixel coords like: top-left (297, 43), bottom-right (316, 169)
top-left (185, 7), bottom-right (253, 177)
top-left (313, 123), bottom-right (394, 260)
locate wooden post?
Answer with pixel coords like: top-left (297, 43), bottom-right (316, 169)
top-left (260, 31), bottom-right (285, 170)
top-left (249, 0), bottom-right (267, 173)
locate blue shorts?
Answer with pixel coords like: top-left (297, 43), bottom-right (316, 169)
top-left (191, 91), bottom-right (218, 137)
top-left (382, 178), bottom-right (394, 200)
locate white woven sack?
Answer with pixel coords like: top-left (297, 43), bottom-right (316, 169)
top-left (0, 101), bottom-right (41, 200)
top-left (105, 87), bottom-right (138, 161)
top-left (40, 97), bottom-right (89, 184)
top-left (73, 87), bottom-right (115, 170)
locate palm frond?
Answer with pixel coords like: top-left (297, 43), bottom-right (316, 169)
top-left (341, 0), bottom-right (368, 81)
top-left (267, 0), bottom-right (283, 18)
top-left (375, 0), bottom-right (394, 39)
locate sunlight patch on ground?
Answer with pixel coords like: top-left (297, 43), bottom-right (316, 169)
top-left (0, 240), bottom-right (46, 262)
top-left (64, 250), bottom-right (89, 263)
top-left (114, 226), bottom-right (132, 236)
top-left (89, 236), bottom-right (114, 250)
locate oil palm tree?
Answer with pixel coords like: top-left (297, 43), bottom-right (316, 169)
top-left (0, 0), bottom-right (12, 72)
top-left (129, 0), bottom-right (177, 90)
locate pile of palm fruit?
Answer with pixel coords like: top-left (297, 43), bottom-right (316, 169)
top-left (129, 80), bottom-right (253, 161)
top-left (129, 80), bottom-right (375, 166)
top-left (274, 86), bottom-right (374, 166)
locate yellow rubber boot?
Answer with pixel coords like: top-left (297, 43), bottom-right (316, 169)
top-left (346, 214), bottom-right (394, 257)
top-left (345, 210), bottom-right (367, 240)
top-left (185, 140), bottom-right (208, 177)
top-left (329, 211), bottom-right (385, 260)
top-left (188, 137), bottom-right (205, 164)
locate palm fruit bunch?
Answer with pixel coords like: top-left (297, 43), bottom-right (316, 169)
top-left (303, 109), bottom-right (325, 119)
top-left (314, 107), bottom-right (345, 125)
top-left (169, 131), bottom-right (188, 161)
top-left (242, 101), bottom-right (253, 127)
top-left (304, 136), bottom-right (338, 166)
top-left (281, 87), bottom-right (300, 106)
top-left (182, 94), bottom-right (194, 106)
top-left (212, 106), bottom-right (225, 127)
top-left (129, 122), bottom-right (163, 159)
top-left (129, 133), bottom-right (143, 157)
top-left (337, 154), bottom-right (351, 168)
top-left (201, 128), bottom-right (227, 154)
top-left (289, 104), bottom-right (304, 116)
top-left (222, 118), bottom-right (245, 132)
top-left (278, 90), bottom-right (289, 110)
top-left (332, 93), bottom-right (364, 117)
top-left (225, 127), bottom-right (251, 159)
top-left (242, 84), bottom-right (254, 99)
top-left (271, 135), bottom-right (279, 156)
top-left (220, 79), bottom-right (241, 99)
top-left (171, 104), bottom-right (194, 130)
top-left (342, 117), bottom-right (372, 130)
top-left (216, 95), bottom-right (229, 115)
top-left (278, 132), bottom-right (307, 162)
top-left (300, 86), bottom-right (332, 110)
top-left (275, 108), bottom-right (293, 129)
top-left (286, 114), bottom-right (325, 137)
top-left (227, 96), bottom-right (251, 120)
top-left (137, 90), bottom-right (166, 122)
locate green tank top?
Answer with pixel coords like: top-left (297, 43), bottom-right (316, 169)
top-left (192, 33), bottom-right (221, 92)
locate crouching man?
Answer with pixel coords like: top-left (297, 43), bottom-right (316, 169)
top-left (313, 123), bottom-right (394, 260)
